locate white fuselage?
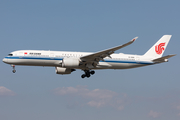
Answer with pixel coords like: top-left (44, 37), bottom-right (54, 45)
top-left (2, 35), bottom-right (174, 78)
top-left (3, 50), bottom-right (154, 70)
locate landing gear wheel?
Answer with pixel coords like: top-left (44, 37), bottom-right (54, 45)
top-left (12, 70), bottom-right (16, 73)
top-left (81, 70), bottom-right (95, 78)
top-left (11, 65), bottom-right (16, 73)
top-left (86, 74), bottom-right (90, 78)
top-left (81, 74), bottom-right (86, 78)
top-left (90, 71), bottom-right (95, 75)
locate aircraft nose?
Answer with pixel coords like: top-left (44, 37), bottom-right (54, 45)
top-left (2, 58), bottom-right (8, 63)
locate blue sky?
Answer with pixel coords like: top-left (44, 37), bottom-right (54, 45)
top-left (0, 0), bottom-right (179, 120)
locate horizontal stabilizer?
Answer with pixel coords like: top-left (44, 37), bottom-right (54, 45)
top-left (153, 54), bottom-right (176, 63)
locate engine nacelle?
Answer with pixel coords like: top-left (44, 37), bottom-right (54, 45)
top-left (55, 67), bottom-right (72, 74)
top-left (62, 58), bottom-right (80, 68)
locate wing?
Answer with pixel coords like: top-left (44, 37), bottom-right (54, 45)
top-left (80, 37), bottom-right (138, 64)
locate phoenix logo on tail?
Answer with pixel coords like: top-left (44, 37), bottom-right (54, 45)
top-left (155, 42), bottom-right (166, 55)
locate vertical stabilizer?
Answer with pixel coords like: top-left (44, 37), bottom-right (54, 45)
top-left (143, 35), bottom-right (172, 59)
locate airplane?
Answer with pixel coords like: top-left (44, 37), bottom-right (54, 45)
top-left (2, 35), bottom-right (175, 78)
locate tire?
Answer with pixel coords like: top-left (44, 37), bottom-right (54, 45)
top-left (90, 71), bottom-right (95, 75)
top-left (12, 70), bottom-right (16, 73)
top-left (81, 74), bottom-right (86, 78)
top-left (86, 74), bottom-right (90, 78)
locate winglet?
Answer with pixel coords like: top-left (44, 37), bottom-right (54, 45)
top-left (131, 37), bottom-right (138, 42)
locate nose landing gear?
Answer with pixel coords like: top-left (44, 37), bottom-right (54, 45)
top-left (81, 70), bottom-right (95, 78)
top-left (11, 65), bottom-right (16, 73)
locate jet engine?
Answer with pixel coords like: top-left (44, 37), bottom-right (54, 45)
top-left (55, 67), bottom-right (74, 74)
top-left (62, 58), bottom-right (80, 68)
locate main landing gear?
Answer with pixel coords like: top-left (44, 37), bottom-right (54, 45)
top-left (11, 65), bottom-right (16, 73)
top-left (81, 70), bottom-right (95, 78)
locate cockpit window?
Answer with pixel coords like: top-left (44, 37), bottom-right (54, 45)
top-left (8, 54), bottom-right (13, 56)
